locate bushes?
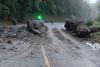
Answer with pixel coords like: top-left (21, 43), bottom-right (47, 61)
top-left (0, 0), bottom-right (34, 20)
top-left (0, 4), bottom-right (10, 16)
top-left (0, 0), bottom-right (91, 21)
top-left (90, 21), bottom-right (100, 43)
top-left (91, 32), bottom-right (100, 43)
top-left (86, 21), bottom-right (93, 27)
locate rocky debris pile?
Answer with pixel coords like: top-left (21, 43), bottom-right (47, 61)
top-left (0, 20), bottom-right (48, 38)
top-left (0, 22), bottom-right (50, 61)
top-left (0, 25), bottom-right (27, 38)
top-left (64, 16), bottom-right (91, 37)
top-left (27, 20), bottom-right (48, 36)
top-left (0, 39), bottom-right (32, 60)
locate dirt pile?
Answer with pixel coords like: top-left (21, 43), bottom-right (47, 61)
top-left (0, 20), bottom-right (48, 38)
top-left (0, 24), bottom-right (49, 61)
top-left (0, 25), bottom-right (26, 38)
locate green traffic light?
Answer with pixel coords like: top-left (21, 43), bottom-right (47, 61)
top-left (33, 13), bottom-right (45, 20)
top-left (38, 15), bottom-right (42, 20)
top-left (38, 16), bottom-right (41, 19)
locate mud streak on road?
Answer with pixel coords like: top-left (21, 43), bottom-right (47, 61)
top-left (53, 28), bottom-right (80, 49)
top-left (52, 28), bottom-right (66, 41)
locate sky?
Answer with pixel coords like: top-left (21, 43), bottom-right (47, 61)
top-left (84, 0), bottom-right (97, 4)
top-left (83, 0), bottom-right (99, 21)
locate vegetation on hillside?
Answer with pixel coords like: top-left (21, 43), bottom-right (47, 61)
top-left (0, 0), bottom-right (90, 21)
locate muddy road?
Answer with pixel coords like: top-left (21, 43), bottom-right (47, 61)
top-left (46, 28), bottom-right (100, 67)
top-left (0, 23), bottom-right (100, 67)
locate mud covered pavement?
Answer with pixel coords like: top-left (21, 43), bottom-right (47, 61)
top-left (0, 25), bottom-right (100, 67)
top-left (46, 28), bottom-right (100, 67)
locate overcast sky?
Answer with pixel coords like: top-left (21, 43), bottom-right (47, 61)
top-left (84, 0), bottom-right (98, 4)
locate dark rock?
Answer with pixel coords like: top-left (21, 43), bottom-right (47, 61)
top-left (75, 24), bottom-right (91, 37)
top-left (14, 50), bottom-right (17, 52)
top-left (90, 27), bottom-right (100, 33)
top-left (2, 47), bottom-right (6, 49)
top-left (26, 20), bottom-right (48, 36)
top-left (7, 40), bottom-right (12, 44)
top-left (10, 48), bottom-right (14, 50)
top-left (64, 16), bottom-right (91, 37)
top-left (10, 18), bottom-right (17, 25)
top-left (30, 52), bottom-right (34, 55)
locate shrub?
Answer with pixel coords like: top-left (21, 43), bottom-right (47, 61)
top-left (91, 32), bottom-right (100, 43)
top-left (86, 21), bottom-right (93, 27)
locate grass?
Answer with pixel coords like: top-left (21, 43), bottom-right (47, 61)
top-left (90, 21), bottom-right (100, 43)
top-left (91, 32), bottom-right (100, 43)
top-left (90, 21), bottom-right (100, 28)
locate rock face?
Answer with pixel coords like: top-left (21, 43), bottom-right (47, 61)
top-left (27, 20), bottom-right (48, 36)
top-left (64, 16), bottom-right (91, 37)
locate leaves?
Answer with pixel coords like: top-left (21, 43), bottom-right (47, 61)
top-left (0, 0), bottom-right (90, 20)
top-left (0, 4), bottom-right (10, 16)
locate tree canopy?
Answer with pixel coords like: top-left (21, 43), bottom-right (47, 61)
top-left (0, 0), bottom-right (90, 21)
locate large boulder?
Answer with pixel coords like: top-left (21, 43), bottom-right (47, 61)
top-left (27, 20), bottom-right (48, 36)
top-left (64, 16), bottom-right (91, 37)
top-left (75, 24), bottom-right (91, 37)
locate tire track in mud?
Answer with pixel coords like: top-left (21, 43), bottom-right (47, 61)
top-left (52, 28), bottom-right (66, 41)
top-left (45, 29), bottom-right (75, 67)
top-left (52, 28), bottom-right (84, 59)
top-left (5, 39), bottom-right (43, 59)
top-left (52, 28), bottom-right (80, 50)
top-left (46, 29), bottom-right (97, 67)
top-left (60, 29), bottom-right (100, 67)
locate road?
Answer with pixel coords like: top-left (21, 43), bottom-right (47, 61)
top-left (45, 28), bottom-right (100, 67)
top-left (0, 23), bottom-right (100, 67)
top-left (44, 22), bottom-right (64, 29)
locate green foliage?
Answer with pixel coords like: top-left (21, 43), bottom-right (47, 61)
top-left (0, 4), bottom-right (10, 16)
top-left (91, 32), bottom-right (100, 43)
top-left (86, 21), bottom-right (93, 27)
top-left (91, 21), bottom-right (100, 28)
top-left (0, 0), bottom-right (90, 21)
top-left (96, 15), bottom-right (100, 22)
top-left (96, 3), bottom-right (100, 22)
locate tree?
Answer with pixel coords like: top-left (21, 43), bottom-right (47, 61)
top-left (0, 0), bottom-right (90, 21)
